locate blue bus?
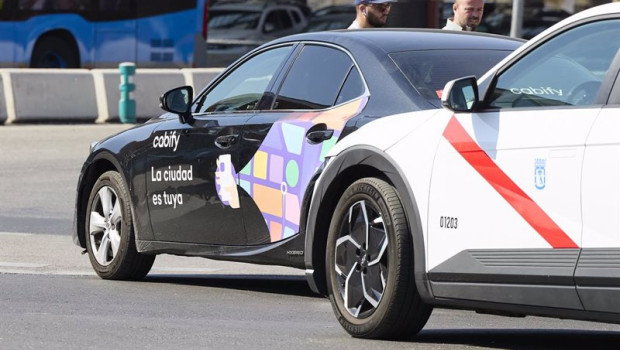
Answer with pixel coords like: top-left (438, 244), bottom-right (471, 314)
top-left (0, 0), bottom-right (208, 68)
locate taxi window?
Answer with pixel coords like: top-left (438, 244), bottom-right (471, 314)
top-left (193, 45), bottom-right (292, 114)
top-left (335, 66), bottom-right (364, 105)
top-left (489, 19), bottom-right (620, 108)
top-left (274, 44), bottom-right (353, 110)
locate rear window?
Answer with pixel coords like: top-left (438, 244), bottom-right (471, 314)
top-left (390, 50), bottom-right (512, 103)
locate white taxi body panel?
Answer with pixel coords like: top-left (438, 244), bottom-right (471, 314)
top-left (426, 108), bottom-right (599, 269)
top-left (325, 110), bottom-right (439, 159)
top-left (308, 1), bottom-right (620, 332)
top-left (582, 107), bottom-right (620, 248)
top-left (325, 105), bottom-right (601, 272)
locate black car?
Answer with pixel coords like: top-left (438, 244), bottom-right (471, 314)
top-left (73, 30), bottom-right (522, 286)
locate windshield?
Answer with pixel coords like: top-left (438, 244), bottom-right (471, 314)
top-left (209, 10), bottom-right (262, 30)
top-left (390, 49), bottom-right (513, 104)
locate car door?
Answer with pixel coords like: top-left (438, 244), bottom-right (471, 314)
top-left (146, 44), bottom-right (294, 245)
top-left (237, 43), bottom-right (368, 244)
top-left (577, 34), bottom-right (620, 313)
top-left (427, 17), bottom-right (620, 309)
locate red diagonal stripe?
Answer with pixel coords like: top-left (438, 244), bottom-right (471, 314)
top-left (442, 116), bottom-right (578, 248)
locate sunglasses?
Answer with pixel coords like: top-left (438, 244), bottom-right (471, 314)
top-left (367, 3), bottom-right (392, 11)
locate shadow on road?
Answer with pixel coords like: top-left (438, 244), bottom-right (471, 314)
top-left (143, 274), bottom-right (322, 298)
top-left (133, 275), bottom-right (620, 349)
top-left (416, 328), bottom-right (620, 349)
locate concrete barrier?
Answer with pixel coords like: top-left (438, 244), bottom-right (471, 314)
top-left (0, 73), bottom-right (6, 124)
top-left (9, 69), bottom-right (99, 123)
top-left (101, 69), bottom-right (186, 122)
top-left (0, 67), bottom-right (225, 125)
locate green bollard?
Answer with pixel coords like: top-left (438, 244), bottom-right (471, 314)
top-left (118, 62), bottom-right (136, 123)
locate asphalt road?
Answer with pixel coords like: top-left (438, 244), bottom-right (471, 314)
top-left (0, 124), bottom-right (133, 236)
top-left (2, 124), bottom-right (620, 349)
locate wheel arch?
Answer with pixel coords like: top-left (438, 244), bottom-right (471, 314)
top-left (29, 29), bottom-right (81, 68)
top-left (74, 152), bottom-right (130, 248)
top-left (304, 145), bottom-right (433, 301)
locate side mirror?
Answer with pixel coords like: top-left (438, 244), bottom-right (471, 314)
top-left (441, 76), bottom-right (479, 112)
top-left (160, 86), bottom-right (193, 123)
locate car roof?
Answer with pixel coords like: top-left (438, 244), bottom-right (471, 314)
top-left (268, 29), bottom-right (525, 53)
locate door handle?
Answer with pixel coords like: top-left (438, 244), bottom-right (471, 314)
top-left (306, 129), bottom-right (334, 144)
top-left (215, 134), bottom-right (238, 149)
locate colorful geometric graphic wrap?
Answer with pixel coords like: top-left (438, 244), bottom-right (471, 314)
top-left (232, 98), bottom-right (367, 242)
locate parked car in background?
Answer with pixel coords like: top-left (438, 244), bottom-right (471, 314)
top-left (303, 5), bottom-right (355, 32)
top-left (206, 0), bottom-right (309, 67)
top-left (309, 2), bottom-right (620, 339)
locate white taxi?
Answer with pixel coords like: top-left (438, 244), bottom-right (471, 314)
top-left (306, 2), bottom-right (620, 339)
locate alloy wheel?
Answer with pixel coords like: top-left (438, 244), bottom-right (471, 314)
top-left (88, 185), bottom-right (122, 266)
top-left (334, 199), bottom-right (388, 318)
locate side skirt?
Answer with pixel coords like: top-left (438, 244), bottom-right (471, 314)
top-left (428, 249), bottom-right (583, 310)
top-left (136, 232), bottom-right (306, 269)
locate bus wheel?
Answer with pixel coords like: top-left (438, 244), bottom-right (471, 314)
top-left (30, 36), bottom-right (79, 68)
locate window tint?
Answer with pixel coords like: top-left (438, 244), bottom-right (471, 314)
top-left (390, 49), bottom-right (512, 102)
top-left (291, 9), bottom-right (301, 24)
top-left (335, 66), bottom-right (364, 105)
top-left (275, 45), bottom-right (353, 110)
top-left (18, 0), bottom-right (94, 11)
top-left (264, 9), bottom-right (292, 32)
top-left (209, 10), bottom-right (261, 30)
top-left (193, 45), bottom-right (292, 114)
top-left (489, 19), bottom-right (620, 108)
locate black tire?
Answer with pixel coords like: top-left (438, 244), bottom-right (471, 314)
top-left (326, 178), bottom-right (432, 339)
top-left (85, 171), bottom-right (155, 280)
top-left (30, 36), bottom-right (79, 68)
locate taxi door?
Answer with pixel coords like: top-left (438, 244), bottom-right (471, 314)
top-left (147, 44), bottom-right (295, 245)
top-left (577, 71), bottom-right (620, 313)
top-left (146, 114), bottom-right (252, 245)
top-left (426, 18), bottom-right (620, 308)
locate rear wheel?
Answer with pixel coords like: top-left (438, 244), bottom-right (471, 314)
top-left (326, 178), bottom-right (432, 339)
top-left (30, 36), bottom-right (79, 68)
top-left (85, 171), bottom-right (154, 280)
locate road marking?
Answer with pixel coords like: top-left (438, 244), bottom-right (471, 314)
top-left (0, 262), bottom-right (48, 268)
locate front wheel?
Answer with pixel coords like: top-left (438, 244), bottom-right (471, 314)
top-left (326, 178), bottom-right (432, 339)
top-left (85, 171), bottom-right (155, 280)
